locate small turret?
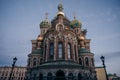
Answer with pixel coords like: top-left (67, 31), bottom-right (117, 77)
top-left (40, 13), bottom-right (51, 36)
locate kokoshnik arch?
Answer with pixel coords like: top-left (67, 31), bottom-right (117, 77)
top-left (25, 3), bottom-right (97, 80)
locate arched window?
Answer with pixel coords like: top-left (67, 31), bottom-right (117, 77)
top-left (58, 42), bottom-right (63, 59)
top-left (79, 58), bottom-right (82, 65)
top-left (39, 73), bottom-right (43, 80)
top-left (55, 70), bottom-right (65, 80)
top-left (68, 73), bottom-right (73, 80)
top-left (68, 43), bottom-right (71, 59)
top-left (47, 72), bottom-right (52, 80)
top-left (78, 73), bottom-right (82, 80)
top-left (33, 58), bottom-right (37, 66)
top-left (85, 57), bottom-right (89, 66)
top-left (49, 43), bottom-right (54, 59)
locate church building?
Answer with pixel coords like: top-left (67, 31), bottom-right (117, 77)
top-left (25, 3), bottom-right (97, 80)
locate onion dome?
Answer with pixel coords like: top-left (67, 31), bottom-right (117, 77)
top-left (71, 19), bottom-right (82, 28)
top-left (58, 3), bottom-right (63, 11)
top-left (32, 49), bottom-right (43, 55)
top-left (40, 19), bottom-right (51, 28)
top-left (71, 16), bottom-right (82, 28)
top-left (37, 36), bottom-right (43, 41)
top-left (79, 36), bottom-right (85, 41)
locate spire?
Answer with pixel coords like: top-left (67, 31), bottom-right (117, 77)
top-left (73, 12), bottom-right (76, 20)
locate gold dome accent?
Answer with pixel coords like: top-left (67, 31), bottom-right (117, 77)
top-left (37, 36), bottom-right (43, 41)
top-left (79, 36), bottom-right (84, 40)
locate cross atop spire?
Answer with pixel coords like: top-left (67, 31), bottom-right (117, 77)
top-left (73, 12), bottom-right (76, 20)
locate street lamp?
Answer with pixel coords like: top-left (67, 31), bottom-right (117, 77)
top-left (100, 56), bottom-right (109, 80)
top-left (9, 57), bottom-right (17, 80)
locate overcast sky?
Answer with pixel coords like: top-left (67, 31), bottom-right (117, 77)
top-left (0, 0), bottom-right (120, 76)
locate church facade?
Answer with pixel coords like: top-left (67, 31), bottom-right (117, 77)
top-left (26, 3), bottom-right (97, 80)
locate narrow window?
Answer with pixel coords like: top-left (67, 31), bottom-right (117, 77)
top-left (85, 57), bottom-right (89, 66)
top-left (58, 42), bottom-right (63, 59)
top-left (33, 58), bottom-right (37, 66)
top-left (68, 43), bottom-right (71, 59)
top-left (49, 43), bottom-right (54, 59)
top-left (79, 58), bottom-right (82, 65)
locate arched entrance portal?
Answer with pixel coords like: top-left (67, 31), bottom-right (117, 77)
top-left (55, 70), bottom-right (66, 80)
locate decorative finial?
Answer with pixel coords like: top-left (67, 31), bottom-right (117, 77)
top-left (58, 1), bottom-right (63, 11)
top-left (45, 12), bottom-right (48, 20)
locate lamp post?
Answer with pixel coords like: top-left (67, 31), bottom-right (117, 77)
top-left (100, 56), bottom-right (109, 80)
top-left (8, 57), bottom-right (17, 80)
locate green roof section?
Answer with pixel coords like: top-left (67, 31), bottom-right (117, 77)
top-left (78, 48), bottom-right (90, 53)
top-left (32, 49), bottom-right (43, 55)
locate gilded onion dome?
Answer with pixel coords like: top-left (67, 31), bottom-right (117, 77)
top-left (71, 19), bottom-right (82, 28)
top-left (37, 36), bottom-right (43, 41)
top-left (40, 19), bottom-right (51, 28)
